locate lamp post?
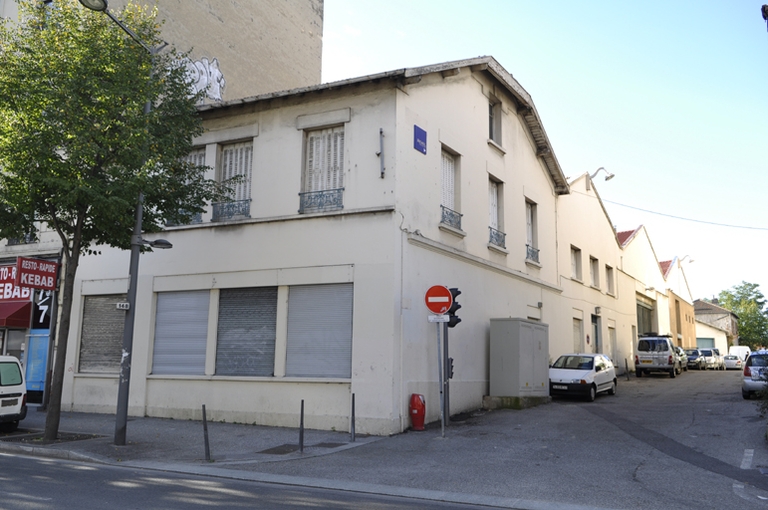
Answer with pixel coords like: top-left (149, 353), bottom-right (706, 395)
top-left (586, 167), bottom-right (615, 190)
top-left (78, 0), bottom-right (172, 446)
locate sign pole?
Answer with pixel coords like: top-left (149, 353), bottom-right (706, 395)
top-left (436, 322), bottom-right (445, 438)
top-left (443, 321), bottom-right (450, 423)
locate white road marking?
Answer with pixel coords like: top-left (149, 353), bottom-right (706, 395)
top-left (742, 449), bottom-right (755, 470)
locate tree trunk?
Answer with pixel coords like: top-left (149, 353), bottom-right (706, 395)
top-left (43, 249), bottom-right (79, 442)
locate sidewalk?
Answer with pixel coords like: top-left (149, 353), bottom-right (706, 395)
top-left (0, 402), bottom-right (627, 510)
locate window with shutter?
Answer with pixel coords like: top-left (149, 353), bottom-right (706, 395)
top-left (216, 287), bottom-right (277, 377)
top-left (441, 150), bottom-right (455, 210)
top-left (305, 126), bottom-right (344, 192)
top-left (152, 291), bottom-right (209, 375)
top-left (300, 126), bottom-right (345, 213)
top-left (285, 283), bottom-right (353, 378)
top-left (489, 180), bottom-right (499, 230)
top-left (213, 141), bottom-right (252, 220)
top-left (78, 294), bottom-right (126, 373)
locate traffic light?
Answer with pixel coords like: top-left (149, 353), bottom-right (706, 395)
top-left (447, 357), bottom-right (454, 379)
top-left (447, 287), bottom-right (461, 328)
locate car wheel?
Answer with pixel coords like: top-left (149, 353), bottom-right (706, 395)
top-left (636, 369), bottom-right (643, 378)
top-left (608, 380), bottom-right (617, 395)
top-left (586, 385), bottom-right (596, 402)
top-left (743, 389), bottom-right (752, 400)
top-left (670, 368), bottom-right (676, 378)
top-left (698, 363), bottom-right (703, 370)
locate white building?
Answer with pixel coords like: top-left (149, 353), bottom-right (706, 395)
top-left (61, 57), bottom-right (574, 435)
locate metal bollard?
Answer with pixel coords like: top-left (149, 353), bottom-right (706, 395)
top-left (299, 399), bottom-right (304, 453)
top-left (202, 404), bottom-right (211, 462)
top-left (350, 393), bottom-right (356, 443)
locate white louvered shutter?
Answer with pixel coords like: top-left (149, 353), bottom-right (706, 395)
top-left (441, 151), bottom-right (455, 210)
top-left (305, 127), bottom-right (344, 192)
top-left (220, 141), bottom-right (253, 201)
top-left (489, 180), bottom-right (499, 230)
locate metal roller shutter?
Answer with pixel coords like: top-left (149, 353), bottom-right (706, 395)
top-left (286, 283), bottom-right (353, 378)
top-left (216, 287), bottom-right (277, 376)
top-left (152, 291), bottom-right (209, 375)
top-left (79, 294), bottom-right (126, 373)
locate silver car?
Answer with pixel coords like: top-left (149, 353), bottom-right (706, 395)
top-left (742, 351), bottom-right (768, 399)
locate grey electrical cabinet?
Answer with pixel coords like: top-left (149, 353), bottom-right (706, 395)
top-left (489, 318), bottom-right (549, 397)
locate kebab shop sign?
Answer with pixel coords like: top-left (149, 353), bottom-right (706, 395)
top-left (15, 257), bottom-right (59, 291)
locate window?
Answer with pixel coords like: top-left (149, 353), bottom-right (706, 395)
top-left (489, 98), bottom-right (502, 145)
top-left (78, 294), bottom-right (126, 373)
top-left (590, 257), bottom-right (600, 288)
top-left (440, 149), bottom-right (462, 230)
top-left (525, 200), bottom-right (539, 263)
top-left (216, 287), bottom-right (278, 377)
top-left (488, 179), bottom-right (505, 248)
top-left (300, 126), bottom-right (345, 213)
top-left (286, 283), bottom-right (353, 378)
top-left (606, 265), bottom-right (615, 295)
top-left (213, 141), bottom-right (253, 220)
top-left (571, 246), bottom-right (582, 280)
top-left (152, 291), bottom-right (209, 375)
top-left (168, 148), bottom-right (207, 225)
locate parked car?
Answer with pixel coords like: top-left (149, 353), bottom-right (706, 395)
top-left (674, 347), bottom-right (688, 372)
top-left (712, 348), bottom-right (725, 370)
top-left (724, 355), bottom-right (743, 370)
top-left (549, 353), bottom-right (617, 402)
top-left (635, 335), bottom-right (680, 378)
top-left (742, 351), bottom-right (768, 399)
top-left (699, 349), bottom-right (717, 370)
top-left (685, 349), bottom-right (706, 370)
top-left (729, 345), bottom-right (752, 362)
top-left (0, 355), bottom-right (27, 432)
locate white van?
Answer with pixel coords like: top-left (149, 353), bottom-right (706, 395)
top-left (0, 355), bottom-right (27, 432)
top-left (729, 346), bottom-right (751, 362)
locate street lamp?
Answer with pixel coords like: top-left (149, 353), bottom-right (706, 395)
top-left (78, 0), bottom-right (171, 446)
top-left (586, 167), bottom-right (615, 190)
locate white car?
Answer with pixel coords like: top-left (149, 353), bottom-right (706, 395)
top-left (724, 355), bottom-right (743, 370)
top-left (0, 355), bottom-right (27, 432)
top-left (549, 353), bottom-right (617, 402)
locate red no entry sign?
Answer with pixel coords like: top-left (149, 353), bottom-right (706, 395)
top-left (424, 285), bottom-right (453, 315)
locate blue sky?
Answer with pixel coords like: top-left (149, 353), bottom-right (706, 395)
top-left (322, 0), bottom-right (768, 300)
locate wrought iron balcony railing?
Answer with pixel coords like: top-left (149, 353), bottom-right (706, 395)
top-left (7, 233), bottom-right (36, 246)
top-left (440, 205), bottom-right (463, 231)
top-left (299, 188), bottom-right (344, 214)
top-left (166, 211), bottom-right (203, 227)
top-left (488, 227), bottom-right (506, 249)
top-left (526, 244), bottom-right (540, 264)
top-left (212, 199), bottom-right (251, 221)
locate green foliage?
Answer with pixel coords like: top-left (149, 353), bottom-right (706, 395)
top-left (0, 0), bottom-right (224, 255)
top-left (717, 282), bottom-right (768, 350)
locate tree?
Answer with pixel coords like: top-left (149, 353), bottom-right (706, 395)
top-left (0, 0), bottom-right (226, 441)
top-left (717, 282), bottom-right (768, 350)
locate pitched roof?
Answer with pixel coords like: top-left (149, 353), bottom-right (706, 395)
top-left (197, 56), bottom-right (569, 195)
top-left (659, 260), bottom-right (674, 279)
top-left (616, 227), bottom-right (642, 247)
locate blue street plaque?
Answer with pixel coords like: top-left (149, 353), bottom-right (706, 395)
top-left (413, 125), bottom-right (427, 154)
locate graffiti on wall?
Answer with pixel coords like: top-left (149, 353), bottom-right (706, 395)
top-left (181, 56), bottom-right (226, 102)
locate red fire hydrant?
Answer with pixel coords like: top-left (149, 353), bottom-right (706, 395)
top-left (409, 393), bottom-right (425, 431)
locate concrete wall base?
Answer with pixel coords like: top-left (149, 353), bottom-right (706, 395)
top-left (482, 395), bottom-right (551, 410)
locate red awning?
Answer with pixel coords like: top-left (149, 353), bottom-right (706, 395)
top-left (0, 301), bottom-right (32, 328)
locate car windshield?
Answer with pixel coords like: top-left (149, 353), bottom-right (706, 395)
top-left (750, 355), bottom-right (768, 367)
top-left (638, 339), bottom-right (669, 352)
top-left (552, 356), bottom-right (594, 370)
top-left (725, 355), bottom-right (737, 360)
top-left (701, 350), bottom-right (713, 356)
top-left (686, 350), bottom-right (699, 356)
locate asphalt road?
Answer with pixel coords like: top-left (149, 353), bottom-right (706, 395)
top-left (221, 368), bottom-right (768, 510)
top-left (0, 453), bottom-right (503, 510)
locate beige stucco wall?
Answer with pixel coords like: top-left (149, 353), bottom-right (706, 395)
top-left (80, 0), bottom-right (323, 102)
top-left (61, 63), bottom-right (571, 434)
top-left (555, 175), bottom-right (637, 371)
top-left (695, 321), bottom-right (728, 354)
